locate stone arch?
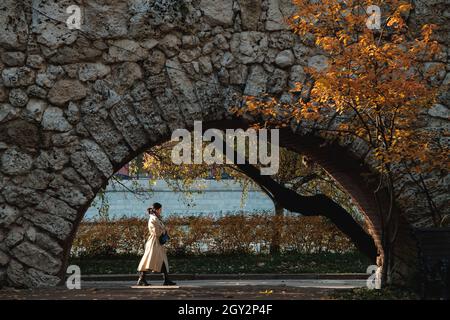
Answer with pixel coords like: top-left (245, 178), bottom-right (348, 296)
top-left (0, 0), bottom-right (448, 288)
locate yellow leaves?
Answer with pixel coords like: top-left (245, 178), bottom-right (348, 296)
top-left (289, 82), bottom-right (303, 93)
top-left (397, 3), bottom-right (413, 13)
top-left (338, 123), bottom-right (350, 131)
top-left (387, 3), bottom-right (412, 29)
top-left (387, 16), bottom-right (404, 28)
top-left (246, 99), bottom-right (258, 112)
top-left (337, 31), bottom-right (351, 46)
top-left (259, 290), bottom-right (274, 295)
top-left (314, 77), bottom-right (331, 91)
top-left (421, 24), bottom-right (438, 42)
top-left (392, 34), bottom-right (405, 44)
top-left (374, 147), bottom-right (384, 159)
top-left (316, 36), bottom-right (340, 52)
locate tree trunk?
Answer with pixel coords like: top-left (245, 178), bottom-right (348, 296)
top-left (270, 202), bottom-right (284, 254)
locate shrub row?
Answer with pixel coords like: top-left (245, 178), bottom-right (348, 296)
top-left (71, 214), bottom-right (356, 257)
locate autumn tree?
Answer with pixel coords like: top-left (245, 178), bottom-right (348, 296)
top-left (236, 0), bottom-right (447, 278)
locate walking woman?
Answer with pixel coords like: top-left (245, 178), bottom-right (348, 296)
top-left (137, 202), bottom-right (176, 286)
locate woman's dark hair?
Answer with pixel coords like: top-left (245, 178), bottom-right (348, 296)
top-left (152, 202), bottom-right (162, 210)
top-left (147, 202), bottom-right (162, 215)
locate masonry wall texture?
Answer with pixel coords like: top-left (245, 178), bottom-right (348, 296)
top-left (0, 0), bottom-right (448, 288)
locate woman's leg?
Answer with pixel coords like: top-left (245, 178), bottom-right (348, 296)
top-left (161, 262), bottom-right (176, 286)
top-left (137, 270), bottom-right (150, 286)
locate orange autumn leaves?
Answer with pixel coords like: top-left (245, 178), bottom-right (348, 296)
top-left (238, 0), bottom-right (447, 175)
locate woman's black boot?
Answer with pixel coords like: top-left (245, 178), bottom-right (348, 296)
top-left (161, 263), bottom-right (176, 286)
top-left (137, 271), bottom-right (149, 286)
top-left (163, 277), bottom-right (176, 286)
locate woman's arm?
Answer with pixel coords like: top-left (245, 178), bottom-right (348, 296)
top-left (149, 216), bottom-right (165, 236)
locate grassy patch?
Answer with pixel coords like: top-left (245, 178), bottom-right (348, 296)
top-left (69, 252), bottom-right (370, 275)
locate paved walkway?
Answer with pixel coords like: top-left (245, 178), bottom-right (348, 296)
top-left (85, 279), bottom-right (367, 289)
top-left (0, 279), bottom-right (367, 300)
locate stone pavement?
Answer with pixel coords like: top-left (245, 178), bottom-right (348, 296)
top-left (0, 279), bottom-right (367, 300)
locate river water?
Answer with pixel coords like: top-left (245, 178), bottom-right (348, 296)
top-left (84, 178), bottom-right (276, 220)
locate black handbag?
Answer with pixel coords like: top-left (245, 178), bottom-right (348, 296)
top-left (159, 232), bottom-right (170, 245)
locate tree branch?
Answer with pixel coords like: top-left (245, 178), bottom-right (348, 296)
top-left (235, 161), bottom-right (378, 262)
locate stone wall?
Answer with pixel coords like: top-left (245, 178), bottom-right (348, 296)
top-left (0, 0), bottom-right (448, 288)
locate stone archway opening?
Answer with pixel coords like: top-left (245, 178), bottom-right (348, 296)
top-left (61, 125), bottom-right (382, 284)
top-left (58, 121), bottom-right (389, 288)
